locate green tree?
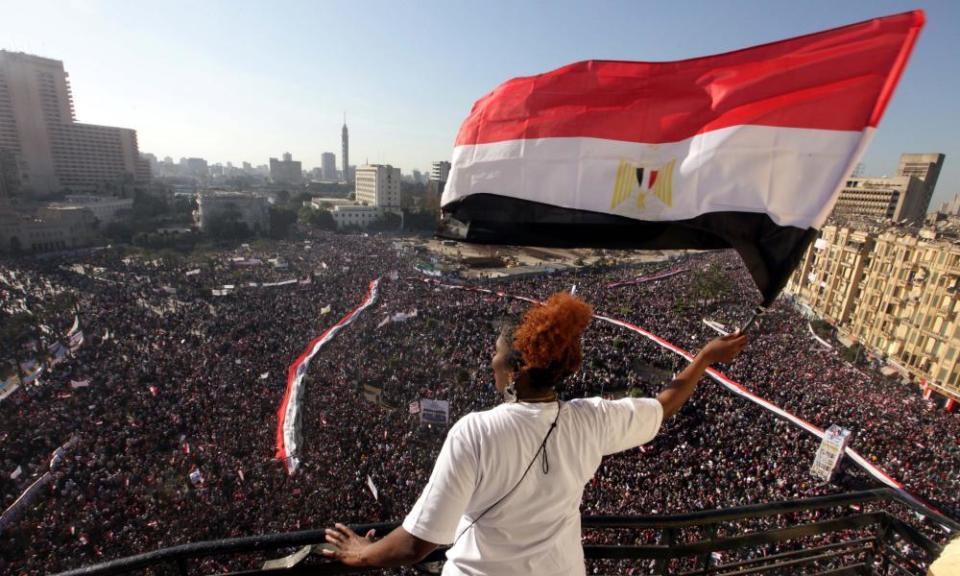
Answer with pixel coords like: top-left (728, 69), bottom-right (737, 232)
top-left (299, 207), bottom-right (337, 230)
top-left (207, 208), bottom-right (250, 240)
top-left (269, 205), bottom-right (298, 239)
top-left (293, 191), bottom-right (312, 206)
top-left (0, 313), bottom-right (37, 370)
top-left (368, 211), bottom-right (402, 232)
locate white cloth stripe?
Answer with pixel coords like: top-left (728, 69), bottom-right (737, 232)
top-left (442, 126), bottom-right (872, 229)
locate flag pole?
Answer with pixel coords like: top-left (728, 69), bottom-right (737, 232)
top-left (739, 306), bottom-right (766, 334)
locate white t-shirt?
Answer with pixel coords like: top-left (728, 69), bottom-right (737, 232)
top-left (402, 397), bottom-right (663, 576)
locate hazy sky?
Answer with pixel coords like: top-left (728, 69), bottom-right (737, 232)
top-left (2, 0), bottom-right (958, 204)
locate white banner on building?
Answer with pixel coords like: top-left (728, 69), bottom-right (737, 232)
top-left (419, 399), bottom-right (450, 426)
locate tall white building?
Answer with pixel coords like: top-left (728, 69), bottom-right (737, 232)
top-left (355, 164), bottom-right (401, 208)
top-left (430, 161), bottom-right (451, 183)
top-left (0, 51), bottom-right (146, 196)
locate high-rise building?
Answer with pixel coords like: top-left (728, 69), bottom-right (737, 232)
top-left (832, 176), bottom-right (929, 223)
top-left (183, 157), bottom-right (209, 179)
top-left (355, 164), bottom-right (401, 208)
top-left (831, 154), bottom-right (944, 223)
top-left (321, 152), bottom-right (336, 181)
top-left (0, 51), bottom-right (147, 196)
top-left (269, 152), bottom-right (303, 185)
top-left (897, 153), bottom-right (945, 194)
top-left (430, 161), bottom-right (451, 183)
top-left (341, 118), bottom-right (350, 182)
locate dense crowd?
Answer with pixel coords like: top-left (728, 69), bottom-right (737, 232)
top-left (0, 233), bottom-right (957, 574)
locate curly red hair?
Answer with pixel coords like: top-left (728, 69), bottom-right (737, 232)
top-left (513, 292), bottom-right (593, 385)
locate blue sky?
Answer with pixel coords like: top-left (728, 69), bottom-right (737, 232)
top-left (2, 0), bottom-right (958, 205)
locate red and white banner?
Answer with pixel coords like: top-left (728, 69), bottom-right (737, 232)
top-left (946, 398), bottom-right (956, 413)
top-left (275, 279), bottom-right (380, 474)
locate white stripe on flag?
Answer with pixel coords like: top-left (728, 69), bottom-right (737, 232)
top-left (444, 126), bottom-right (868, 229)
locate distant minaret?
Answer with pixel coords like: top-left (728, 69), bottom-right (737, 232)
top-left (341, 113), bottom-right (350, 182)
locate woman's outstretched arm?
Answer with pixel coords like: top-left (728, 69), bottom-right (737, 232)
top-left (656, 334), bottom-right (748, 418)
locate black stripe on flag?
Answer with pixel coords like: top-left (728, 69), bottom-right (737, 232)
top-left (437, 194), bottom-right (816, 306)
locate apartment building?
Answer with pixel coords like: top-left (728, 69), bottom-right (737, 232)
top-left (787, 220), bottom-right (960, 401)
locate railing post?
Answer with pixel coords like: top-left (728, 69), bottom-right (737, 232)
top-left (654, 527), bottom-right (677, 575)
top-left (699, 523), bottom-right (718, 572)
top-left (875, 515), bottom-right (891, 575)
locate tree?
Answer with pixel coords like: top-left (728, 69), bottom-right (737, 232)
top-left (402, 209), bottom-right (439, 232)
top-left (0, 313), bottom-right (37, 370)
top-left (293, 191), bottom-right (312, 206)
top-left (299, 207), bottom-right (337, 230)
top-left (368, 211), bottom-right (402, 232)
top-left (269, 205), bottom-right (298, 239)
top-left (103, 221), bottom-right (135, 243)
top-left (207, 208), bottom-right (250, 240)
top-left (172, 196), bottom-right (197, 223)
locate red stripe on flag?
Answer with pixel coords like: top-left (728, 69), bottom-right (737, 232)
top-left (455, 11), bottom-right (923, 146)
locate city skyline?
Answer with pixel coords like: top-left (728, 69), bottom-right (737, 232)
top-left (1, 0), bottom-right (957, 203)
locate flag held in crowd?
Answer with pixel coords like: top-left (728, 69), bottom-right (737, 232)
top-left (69, 330), bottom-right (85, 352)
top-left (437, 11), bottom-right (925, 305)
top-left (367, 475), bottom-right (379, 501)
top-left (67, 315), bottom-right (80, 337)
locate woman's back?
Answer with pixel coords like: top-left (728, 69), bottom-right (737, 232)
top-left (403, 397), bottom-right (662, 576)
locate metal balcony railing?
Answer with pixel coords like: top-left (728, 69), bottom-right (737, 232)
top-left (52, 488), bottom-right (958, 576)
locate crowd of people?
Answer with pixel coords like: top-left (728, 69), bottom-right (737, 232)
top-left (1, 233), bottom-right (957, 574)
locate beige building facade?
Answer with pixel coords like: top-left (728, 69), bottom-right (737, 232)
top-left (829, 153), bottom-right (944, 223)
top-left (787, 225), bottom-right (874, 326)
top-left (355, 164), bottom-right (401, 209)
top-left (0, 51), bottom-right (146, 196)
top-left (0, 204), bottom-right (97, 253)
top-left (787, 221), bottom-right (960, 401)
top-left (831, 175), bottom-right (928, 223)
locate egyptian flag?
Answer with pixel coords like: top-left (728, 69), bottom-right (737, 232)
top-left (438, 11), bottom-right (924, 305)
